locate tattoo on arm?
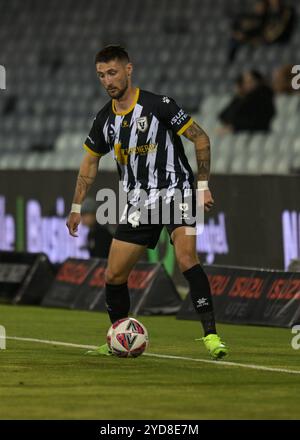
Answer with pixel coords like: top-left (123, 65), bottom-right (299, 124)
top-left (183, 121), bottom-right (206, 142)
top-left (196, 146), bottom-right (210, 181)
top-left (183, 121), bottom-right (211, 181)
top-left (71, 153), bottom-right (99, 206)
top-left (76, 174), bottom-right (95, 199)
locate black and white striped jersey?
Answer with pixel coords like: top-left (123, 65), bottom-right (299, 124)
top-left (83, 88), bottom-right (194, 200)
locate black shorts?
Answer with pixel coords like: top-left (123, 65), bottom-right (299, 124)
top-left (114, 190), bottom-right (197, 249)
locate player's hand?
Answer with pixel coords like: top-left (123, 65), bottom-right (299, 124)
top-left (198, 189), bottom-right (214, 212)
top-left (66, 212), bottom-right (81, 237)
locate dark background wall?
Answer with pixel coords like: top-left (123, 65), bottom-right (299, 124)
top-left (0, 171), bottom-right (299, 273)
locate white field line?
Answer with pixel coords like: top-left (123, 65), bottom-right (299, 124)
top-left (5, 336), bottom-right (300, 376)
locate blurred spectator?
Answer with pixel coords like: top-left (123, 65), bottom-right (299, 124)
top-left (263, 0), bottom-right (296, 44)
top-left (227, 0), bottom-right (296, 62)
top-left (272, 64), bottom-right (295, 94)
top-left (81, 198), bottom-right (113, 259)
top-left (218, 70), bottom-right (275, 133)
top-left (219, 74), bottom-right (246, 127)
top-left (228, 1), bottom-right (269, 63)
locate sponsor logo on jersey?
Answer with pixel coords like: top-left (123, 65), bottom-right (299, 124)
top-left (114, 143), bottom-right (157, 165)
top-left (127, 143), bottom-right (157, 155)
top-left (122, 119), bottom-right (129, 128)
top-left (171, 109), bottom-right (188, 127)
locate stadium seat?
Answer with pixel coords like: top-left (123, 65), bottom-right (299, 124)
top-left (1, 0), bottom-right (299, 176)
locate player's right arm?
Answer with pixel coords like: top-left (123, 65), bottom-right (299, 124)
top-left (66, 152), bottom-right (100, 237)
top-left (66, 112), bottom-right (109, 237)
top-left (182, 121), bottom-right (214, 212)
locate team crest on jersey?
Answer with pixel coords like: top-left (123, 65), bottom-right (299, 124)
top-left (136, 116), bottom-right (148, 133)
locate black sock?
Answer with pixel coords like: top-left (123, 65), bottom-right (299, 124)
top-left (183, 264), bottom-right (217, 337)
top-left (105, 282), bottom-right (130, 324)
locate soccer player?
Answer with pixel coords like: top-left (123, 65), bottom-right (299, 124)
top-left (66, 45), bottom-right (228, 359)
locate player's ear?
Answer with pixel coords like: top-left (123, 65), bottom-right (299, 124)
top-left (126, 62), bottom-right (133, 77)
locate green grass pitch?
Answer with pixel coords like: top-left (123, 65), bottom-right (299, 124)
top-left (0, 304), bottom-right (299, 420)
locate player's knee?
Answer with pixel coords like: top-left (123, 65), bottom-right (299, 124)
top-left (105, 268), bottom-right (128, 285)
top-left (176, 253), bottom-right (199, 273)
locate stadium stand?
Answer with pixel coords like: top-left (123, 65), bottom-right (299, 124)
top-left (0, 0), bottom-right (299, 173)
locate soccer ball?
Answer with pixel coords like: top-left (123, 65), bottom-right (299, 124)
top-left (107, 317), bottom-right (149, 358)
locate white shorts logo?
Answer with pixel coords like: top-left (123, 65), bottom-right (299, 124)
top-left (179, 203), bottom-right (188, 212)
top-left (179, 202), bottom-right (189, 219)
top-left (136, 116), bottom-right (148, 133)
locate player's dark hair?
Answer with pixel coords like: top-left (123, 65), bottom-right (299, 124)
top-left (249, 69), bottom-right (265, 84)
top-left (95, 45), bottom-right (130, 64)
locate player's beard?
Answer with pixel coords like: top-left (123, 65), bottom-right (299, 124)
top-left (107, 78), bottom-right (128, 100)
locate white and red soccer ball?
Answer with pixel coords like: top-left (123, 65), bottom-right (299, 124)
top-left (107, 317), bottom-right (149, 358)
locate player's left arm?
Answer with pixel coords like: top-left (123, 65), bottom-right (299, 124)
top-left (182, 121), bottom-right (214, 212)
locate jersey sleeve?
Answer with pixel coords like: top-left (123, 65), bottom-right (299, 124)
top-left (83, 115), bottom-right (110, 158)
top-left (157, 96), bottom-right (193, 135)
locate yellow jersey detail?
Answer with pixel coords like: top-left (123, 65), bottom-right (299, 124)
top-left (112, 88), bottom-right (140, 116)
top-left (83, 143), bottom-right (103, 157)
top-left (177, 117), bottom-right (194, 136)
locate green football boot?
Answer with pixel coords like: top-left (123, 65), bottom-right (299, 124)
top-left (197, 334), bottom-right (228, 360)
top-left (84, 343), bottom-right (113, 356)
